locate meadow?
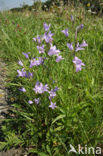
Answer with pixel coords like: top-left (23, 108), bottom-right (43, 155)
top-left (0, 5), bottom-right (103, 155)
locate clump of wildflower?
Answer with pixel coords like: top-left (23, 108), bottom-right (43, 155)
top-left (17, 21), bottom-right (88, 112)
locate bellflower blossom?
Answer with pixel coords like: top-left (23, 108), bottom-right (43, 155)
top-left (80, 40), bottom-right (88, 47)
top-left (49, 102), bottom-right (57, 109)
top-left (27, 72), bottom-right (33, 78)
top-left (28, 100), bottom-right (33, 104)
top-left (73, 56), bottom-right (85, 72)
top-left (56, 55), bottom-right (64, 62)
top-left (17, 68), bottom-right (26, 77)
top-left (67, 43), bottom-right (73, 51)
top-left (22, 52), bottom-right (29, 59)
top-left (43, 84), bottom-right (49, 92)
top-left (71, 15), bottom-right (74, 22)
top-left (76, 24), bottom-right (84, 32)
top-left (61, 29), bottom-right (69, 37)
top-left (75, 24), bottom-right (84, 39)
top-left (76, 41), bottom-right (88, 52)
top-left (30, 57), bottom-right (44, 68)
top-left (48, 45), bottom-right (60, 56)
top-left (33, 35), bottom-right (42, 44)
top-left (43, 23), bottom-right (51, 32)
top-left (18, 60), bottom-right (23, 66)
top-left (49, 87), bottom-right (59, 101)
top-left (34, 98), bottom-right (40, 104)
top-left (43, 31), bottom-right (54, 43)
top-left (19, 87), bottom-right (26, 92)
top-left (33, 82), bottom-right (49, 94)
top-left (53, 86), bottom-right (59, 92)
top-left (37, 45), bottom-right (45, 54)
top-left (76, 43), bottom-right (84, 52)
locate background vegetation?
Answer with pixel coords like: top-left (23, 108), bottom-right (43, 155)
top-left (10, 0), bottom-right (103, 15)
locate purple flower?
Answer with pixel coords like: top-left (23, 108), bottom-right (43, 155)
top-left (43, 31), bottom-right (54, 43)
top-left (77, 24), bottom-right (84, 30)
top-left (22, 52), bottom-right (29, 59)
top-left (33, 37), bottom-right (36, 42)
top-left (76, 43), bottom-right (84, 52)
top-left (61, 29), bottom-right (69, 37)
top-left (28, 100), bottom-right (33, 104)
top-left (27, 72), bottom-right (33, 78)
top-left (49, 87), bottom-right (59, 101)
top-left (36, 36), bottom-right (42, 44)
top-left (53, 86), bottom-right (59, 92)
top-left (34, 98), bottom-right (40, 104)
top-left (76, 47), bottom-right (84, 52)
top-left (33, 82), bottom-right (49, 94)
top-left (67, 43), bottom-right (73, 51)
top-left (33, 35), bottom-right (42, 44)
top-left (48, 45), bottom-right (60, 56)
top-left (75, 24), bottom-right (84, 39)
top-left (80, 24), bottom-right (84, 29)
top-left (80, 40), bottom-right (88, 47)
top-left (49, 102), bottom-right (57, 109)
top-left (71, 15), bottom-right (74, 22)
top-left (38, 57), bottom-right (44, 64)
top-left (43, 84), bottom-right (49, 92)
top-left (43, 23), bottom-right (51, 32)
top-left (19, 87), bottom-right (26, 92)
top-left (56, 55), bottom-right (64, 62)
top-left (73, 56), bottom-right (85, 72)
top-left (37, 45), bottom-right (45, 54)
top-left (17, 68), bottom-right (26, 77)
top-left (49, 90), bottom-right (56, 98)
top-left (76, 41), bottom-right (88, 52)
top-left (30, 57), bottom-right (44, 68)
top-left (30, 59), bottom-right (37, 68)
top-left (18, 60), bottom-right (23, 66)
top-left (76, 24), bottom-right (84, 33)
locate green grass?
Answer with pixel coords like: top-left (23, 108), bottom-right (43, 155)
top-left (0, 7), bottom-right (103, 155)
